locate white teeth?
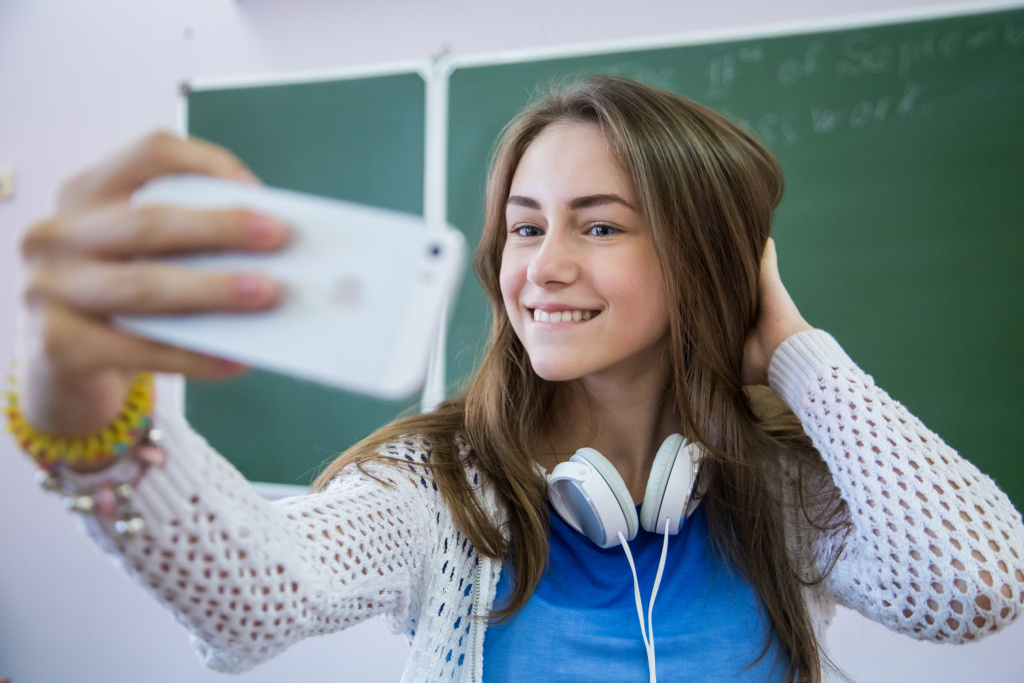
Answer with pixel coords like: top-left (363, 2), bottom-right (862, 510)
top-left (532, 309), bottom-right (594, 323)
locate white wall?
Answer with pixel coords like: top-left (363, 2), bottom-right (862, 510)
top-left (1, 1), bottom-right (1022, 681)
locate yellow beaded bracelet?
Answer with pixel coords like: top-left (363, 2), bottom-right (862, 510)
top-left (4, 372), bottom-right (155, 471)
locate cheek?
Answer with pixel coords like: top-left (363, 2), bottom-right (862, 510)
top-left (617, 258), bottom-right (671, 334)
top-left (498, 243), bottom-right (524, 294)
top-left (498, 258), bottom-right (524, 321)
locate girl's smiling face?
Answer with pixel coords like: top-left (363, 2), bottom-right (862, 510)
top-left (499, 121), bottom-right (671, 384)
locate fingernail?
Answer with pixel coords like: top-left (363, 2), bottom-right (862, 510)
top-left (235, 274), bottom-right (277, 306)
top-left (215, 359), bottom-right (248, 376)
top-left (246, 213), bottom-right (287, 248)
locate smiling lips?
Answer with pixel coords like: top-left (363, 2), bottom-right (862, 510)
top-left (531, 308), bottom-right (597, 323)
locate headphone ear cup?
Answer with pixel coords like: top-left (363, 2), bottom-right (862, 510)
top-left (639, 434), bottom-right (684, 534)
top-left (548, 448), bottom-right (638, 548)
top-left (574, 448), bottom-right (639, 541)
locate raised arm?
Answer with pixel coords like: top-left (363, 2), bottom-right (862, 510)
top-left (8, 133), bottom-right (434, 671)
top-left (746, 240), bottom-right (1024, 642)
top-left (770, 329), bottom-right (1024, 641)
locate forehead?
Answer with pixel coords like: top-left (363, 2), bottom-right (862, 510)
top-left (509, 121), bottom-right (636, 204)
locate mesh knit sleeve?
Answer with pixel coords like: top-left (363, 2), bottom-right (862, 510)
top-left (769, 329), bottom-right (1024, 642)
top-left (72, 398), bottom-right (438, 674)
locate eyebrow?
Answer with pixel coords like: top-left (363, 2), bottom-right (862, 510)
top-left (506, 193), bottom-right (635, 211)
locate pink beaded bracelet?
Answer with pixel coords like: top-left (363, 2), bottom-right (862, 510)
top-left (37, 426), bottom-right (167, 537)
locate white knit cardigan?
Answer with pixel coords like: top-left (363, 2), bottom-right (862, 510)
top-left (71, 330), bottom-right (1024, 681)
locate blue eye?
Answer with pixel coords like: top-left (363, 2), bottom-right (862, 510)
top-left (513, 225), bottom-right (542, 237)
top-left (589, 224), bottom-right (618, 237)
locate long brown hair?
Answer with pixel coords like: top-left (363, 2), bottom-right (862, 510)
top-left (314, 75), bottom-right (849, 681)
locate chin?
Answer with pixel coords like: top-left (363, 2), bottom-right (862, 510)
top-left (528, 357), bottom-right (584, 383)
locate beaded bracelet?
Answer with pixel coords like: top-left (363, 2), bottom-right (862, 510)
top-left (36, 426), bottom-right (167, 537)
top-left (4, 371), bottom-right (155, 471)
top-left (4, 369), bottom-right (165, 537)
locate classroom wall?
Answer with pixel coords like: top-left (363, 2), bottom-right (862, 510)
top-left (1, 1), bottom-right (1022, 681)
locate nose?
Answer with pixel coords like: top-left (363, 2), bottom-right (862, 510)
top-left (526, 229), bottom-right (579, 287)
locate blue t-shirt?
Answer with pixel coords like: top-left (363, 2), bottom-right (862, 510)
top-left (483, 504), bottom-right (789, 681)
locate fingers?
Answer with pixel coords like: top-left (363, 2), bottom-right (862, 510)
top-left (25, 259), bottom-right (283, 316)
top-left (742, 237), bottom-right (812, 386)
top-left (22, 204), bottom-right (288, 260)
top-left (58, 131), bottom-right (259, 211)
top-left (30, 304), bottom-right (248, 379)
top-left (759, 237), bottom-right (779, 280)
top-left (16, 131), bottom-right (269, 436)
top-left (756, 237), bottom-right (790, 306)
top-left (21, 202), bottom-right (287, 317)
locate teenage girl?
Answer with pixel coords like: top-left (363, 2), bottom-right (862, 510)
top-left (10, 76), bottom-right (1024, 682)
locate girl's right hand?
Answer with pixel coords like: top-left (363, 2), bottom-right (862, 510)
top-left (17, 132), bottom-right (289, 440)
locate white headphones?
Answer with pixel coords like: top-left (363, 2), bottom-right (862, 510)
top-left (547, 434), bottom-right (702, 549)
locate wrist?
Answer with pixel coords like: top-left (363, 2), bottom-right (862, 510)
top-left (772, 320), bottom-right (814, 359)
top-left (37, 424), bottom-right (167, 537)
top-left (6, 367), bottom-right (166, 538)
top-left (17, 367), bottom-right (134, 439)
top-left (5, 370), bottom-right (154, 471)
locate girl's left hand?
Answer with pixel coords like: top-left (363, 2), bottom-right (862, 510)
top-left (742, 238), bottom-right (813, 386)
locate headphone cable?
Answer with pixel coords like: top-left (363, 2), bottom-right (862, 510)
top-left (618, 515), bottom-right (673, 683)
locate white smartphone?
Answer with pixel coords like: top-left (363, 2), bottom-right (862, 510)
top-left (118, 175), bottom-right (466, 400)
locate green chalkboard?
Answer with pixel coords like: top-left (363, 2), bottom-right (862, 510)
top-left (446, 8), bottom-right (1024, 507)
top-left (185, 72), bottom-right (426, 486)
top-left (181, 9), bottom-right (1024, 505)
